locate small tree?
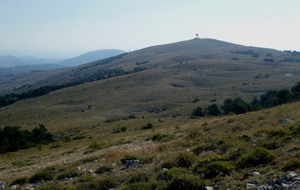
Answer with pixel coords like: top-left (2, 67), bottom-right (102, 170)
top-left (206, 104), bottom-right (221, 116)
top-left (192, 107), bottom-right (205, 117)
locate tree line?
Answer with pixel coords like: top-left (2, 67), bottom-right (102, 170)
top-left (192, 82), bottom-right (300, 117)
top-left (0, 124), bottom-right (53, 154)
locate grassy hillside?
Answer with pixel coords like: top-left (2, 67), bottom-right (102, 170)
top-left (0, 102), bottom-right (299, 189)
top-left (1, 38), bottom-right (299, 95)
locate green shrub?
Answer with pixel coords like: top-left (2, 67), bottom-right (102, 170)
top-left (73, 136), bottom-right (86, 140)
top-left (127, 172), bottom-right (150, 184)
top-left (290, 125), bottom-right (300, 136)
top-left (237, 147), bottom-right (275, 168)
top-left (194, 155), bottom-right (224, 171)
top-left (282, 158), bottom-right (300, 171)
top-left (186, 129), bottom-right (203, 139)
top-left (141, 123), bottom-right (153, 130)
top-left (227, 147), bottom-right (247, 161)
top-left (156, 168), bottom-right (188, 181)
top-left (81, 156), bottom-right (98, 163)
top-left (121, 182), bottom-right (152, 190)
top-left (98, 176), bottom-right (120, 190)
top-left (268, 128), bottom-right (290, 137)
top-left (57, 169), bottom-right (79, 180)
top-left (76, 182), bottom-right (98, 190)
top-left (95, 164), bottom-right (113, 174)
top-left (152, 133), bottom-right (175, 142)
top-left (10, 176), bottom-right (29, 186)
top-left (165, 174), bottom-right (207, 190)
top-left (78, 176), bottom-right (95, 183)
top-left (260, 140), bottom-right (282, 150)
top-left (37, 184), bottom-right (63, 190)
top-left (175, 152), bottom-right (196, 168)
top-left (29, 170), bottom-right (54, 183)
top-left (202, 161), bottom-right (235, 178)
top-left (88, 142), bottom-right (106, 150)
top-left (192, 143), bottom-right (216, 155)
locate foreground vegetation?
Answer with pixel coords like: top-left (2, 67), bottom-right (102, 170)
top-left (0, 100), bottom-right (299, 189)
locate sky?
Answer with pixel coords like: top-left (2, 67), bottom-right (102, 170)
top-left (0, 0), bottom-right (300, 59)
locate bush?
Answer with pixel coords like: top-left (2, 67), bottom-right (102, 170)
top-left (152, 133), bottom-right (175, 142)
top-left (95, 164), bottom-right (113, 174)
top-left (156, 168), bottom-right (188, 181)
top-left (121, 182), bottom-right (152, 190)
top-left (141, 123), bottom-right (153, 130)
top-left (237, 147), bottom-right (275, 168)
top-left (78, 176), bottom-right (95, 183)
top-left (191, 107), bottom-right (205, 117)
top-left (29, 171), bottom-right (54, 183)
top-left (227, 147), bottom-right (247, 161)
top-left (202, 161), bottom-right (235, 178)
top-left (194, 155), bottom-right (224, 172)
top-left (127, 172), bottom-right (150, 184)
top-left (98, 176), bottom-right (120, 190)
top-left (282, 158), bottom-right (300, 171)
top-left (81, 156), bottom-right (98, 163)
top-left (165, 174), bottom-right (207, 190)
top-left (57, 169), bottom-right (79, 180)
top-left (175, 152), bottom-right (196, 168)
top-left (10, 176), bottom-right (29, 186)
top-left (37, 184), bottom-right (63, 190)
top-left (192, 143), bottom-right (216, 155)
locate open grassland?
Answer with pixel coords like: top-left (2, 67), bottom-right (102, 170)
top-left (0, 102), bottom-right (299, 189)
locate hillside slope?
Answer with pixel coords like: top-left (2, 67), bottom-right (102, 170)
top-left (1, 38), bottom-right (299, 95)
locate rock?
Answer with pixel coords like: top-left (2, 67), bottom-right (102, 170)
top-left (125, 160), bottom-right (139, 169)
top-left (251, 171), bottom-right (260, 176)
top-left (10, 185), bottom-right (18, 189)
top-left (275, 177), bottom-right (286, 185)
top-left (162, 168), bottom-right (168, 171)
top-left (257, 185), bottom-right (272, 190)
top-left (264, 172), bottom-right (275, 179)
top-left (205, 186), bottom-right (213, 190)
top-left (246, 183), bottom-right (257, 189)
top-left (284, 171), bottom-right (298, 181)
top-left (248, 179), bottom-right (260, 185)
top-left (280, 119), bottom-right (294, 124)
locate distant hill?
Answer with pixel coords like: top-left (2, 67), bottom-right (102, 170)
top-left (57, 49), bottom-right (127, 67)
top-left (0, 38), bottom-right (299, 95)
top-left (0, 64), bottom-right (63, 76)
top-left (0, 55), bottom-right (52, 67)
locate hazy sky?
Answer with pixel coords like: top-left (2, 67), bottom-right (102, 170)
top-left (1, 0), bottom-right (300, 58)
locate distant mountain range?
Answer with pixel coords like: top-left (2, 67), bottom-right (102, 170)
top-left (57, 49), bottom-right (126, 67)
top-left (0, 49), bottom-right (126, 76)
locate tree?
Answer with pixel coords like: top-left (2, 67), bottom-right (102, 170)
top-left (192, 107), bottom-right (205, 117)
top-left (291, 82), bottom-right (300, 100)
top-left (206, 104), bottom-right (221, 116)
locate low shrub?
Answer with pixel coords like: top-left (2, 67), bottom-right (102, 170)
top-left (227, 147), bottom-right (247, 161)
top-left (156, 168), bottom-right (188, 181)
top-left (78, 176), bottom-right (95, 183)
top-left (201, 161), bottom-right (235, 178)
top-left (98, 176), bottom-right (120, 190)
top-left (152, 133), bottom-right (175, 142)
top-left (192, 142), bottom-right (216, 155)
top-left (57, 169), bottom-right (79, 180)
top-left (10, 176), bottom-right (29, 186)
top-left (95, 164), bottom-right (113, 174)
top-left (29, 170), bottom-right (54, 183)
top-left (81, 156), bottom-right (98, 163)
top-left (165, 174), bottom-right (207, 190)
top-left (127, 172), bottom-right (150, 184)
top-left (73, 136), bottom-right (86, 140)
top-left (194, 154), bottom-right (224, 171)
top-left (141, 123), bottom-right (153, 130)
top-left (88, 142), bottom-right (106, 150)
top-left (37, 184), bottom-right (63, 190)
top-left (282, 158), bottom-right (300, 171)
top-left (237, 147), bottom-right (275, 168)
top-left (175, 152), bottom-right (196, 168)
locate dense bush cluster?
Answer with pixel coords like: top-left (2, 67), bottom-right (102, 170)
top-left (192, 82), bottom-right (300, 117)
top-left (0, 124), bottom-right (53, 154)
